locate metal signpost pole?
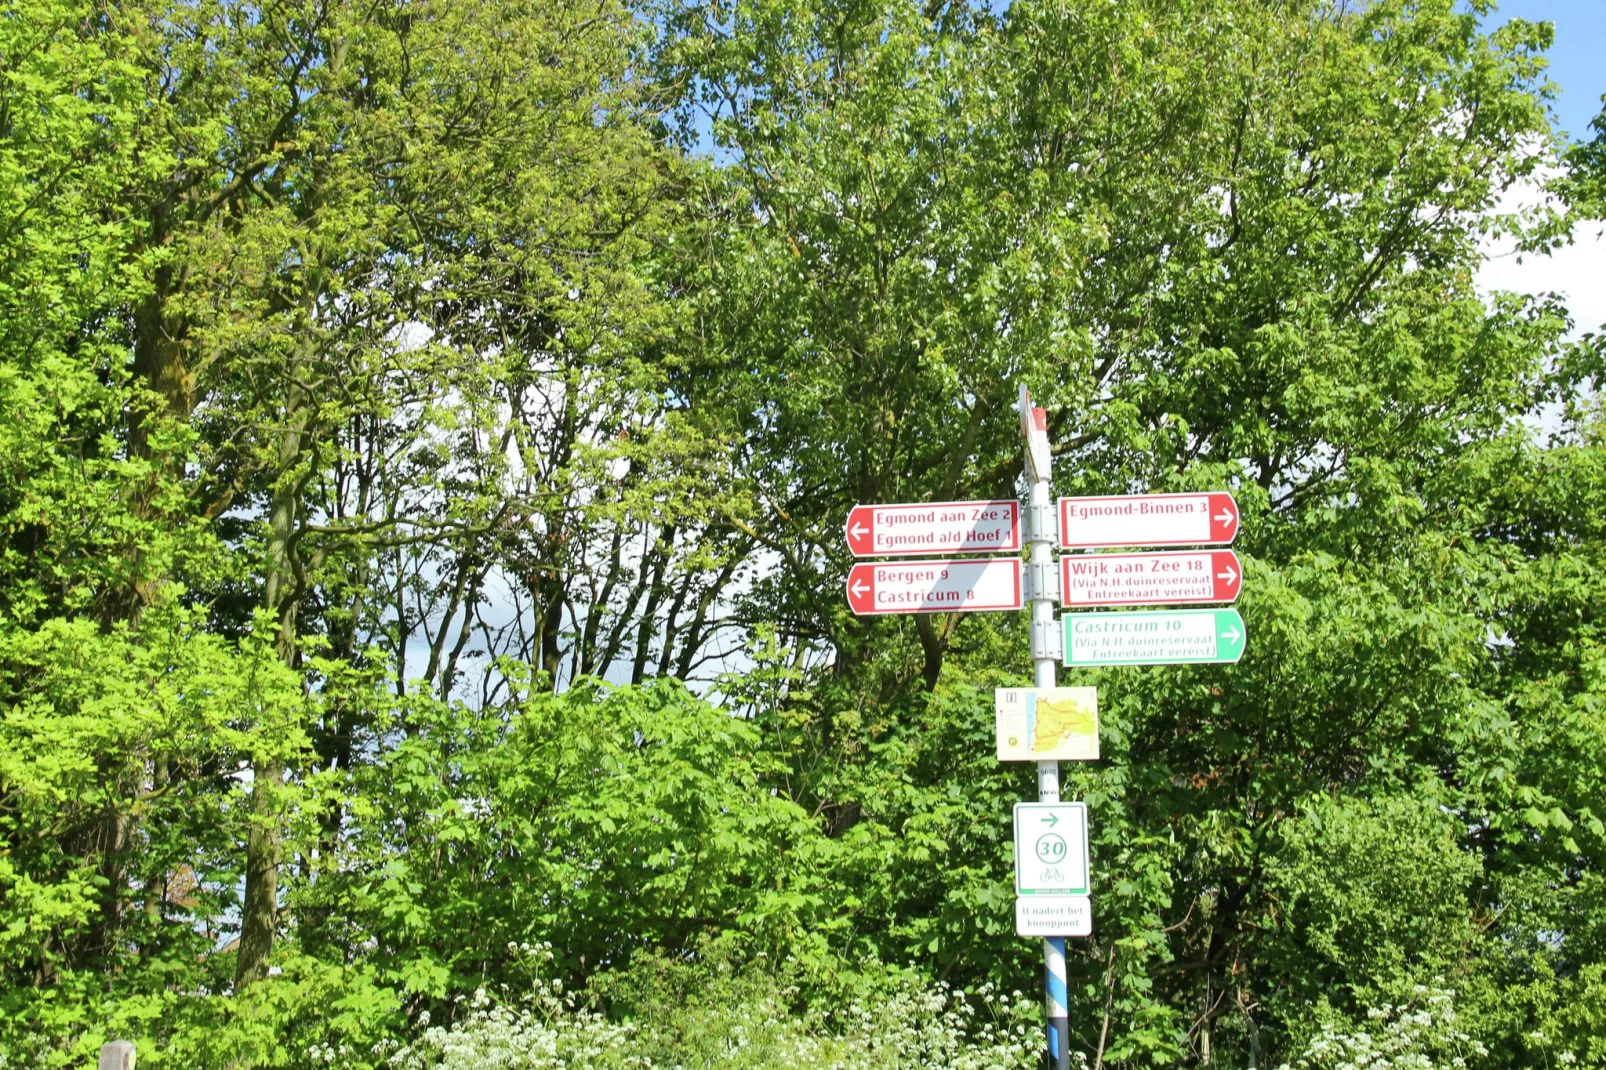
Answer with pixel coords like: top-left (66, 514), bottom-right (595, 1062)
top-left (1021, 389), bottom-right (1070, 1070)
top-left (844, 394), bottom-right (1248, 1070)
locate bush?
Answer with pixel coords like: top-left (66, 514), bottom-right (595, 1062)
top-left (386, 946), bottom-right (1046, 1069)
top-left (1277, 986), bottom-right (1489, 1070)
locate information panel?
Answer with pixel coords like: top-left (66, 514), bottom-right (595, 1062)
top-left (995, 687), bottom-right (1099, 762)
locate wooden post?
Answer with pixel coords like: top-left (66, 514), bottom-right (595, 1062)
top-left (99, 1040), bottom-right (135, 1070)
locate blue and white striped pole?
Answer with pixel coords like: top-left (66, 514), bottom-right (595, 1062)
top-left (1022, 388), bottom-right (1071, 1070)
top-left (1044, 932), bottom-right (1071, 1067)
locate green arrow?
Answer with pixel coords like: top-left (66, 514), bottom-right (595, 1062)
top-left (1043, 812), bottom-right (1060, 827)
top-left (1063, 608), bottom-right (1247, 667)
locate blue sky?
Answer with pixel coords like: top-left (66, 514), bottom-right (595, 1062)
top-left (1482, 0), bottom-right (1605, 142)
top-left (1472, 1), bottom-right (1605, 343)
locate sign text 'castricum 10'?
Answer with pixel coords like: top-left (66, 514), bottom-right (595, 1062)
top-left (1062, 608), bottom-right (1246, 666)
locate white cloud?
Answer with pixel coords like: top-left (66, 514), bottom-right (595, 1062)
top-left (1477, 176), bottom-right (1606, 339)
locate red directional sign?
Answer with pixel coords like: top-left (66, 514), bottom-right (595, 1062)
top-left (846, 558), bottom-right (1023, 615)
top-left (1061, 550), bottom-right (1242, 608)
top-left (844, 500), bottom-right (1020, 558)
top-left (1059, 492), bottom-right (1238, 550)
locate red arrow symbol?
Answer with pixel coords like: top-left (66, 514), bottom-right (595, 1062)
top-left (846, 564), bottom-right (876, 613)
top-left (844, 506), bottom-right (873, 550)
top-left (1211, 550), bottom-right (1242, 603)
top-left (1208, 493), bottom-right (1240, 543)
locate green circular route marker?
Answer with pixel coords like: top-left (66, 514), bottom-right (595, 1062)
top-left (1014, 802), bottom-right (1090, 896)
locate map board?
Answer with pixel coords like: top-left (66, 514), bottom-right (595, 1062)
top-left (995, 687), bottom-right (1099, 761)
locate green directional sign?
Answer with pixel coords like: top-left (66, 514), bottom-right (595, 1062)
top-left (1062, 608), bottom-right (1246, 666)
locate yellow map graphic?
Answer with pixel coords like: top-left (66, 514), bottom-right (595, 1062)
top-left (995, 686), bottom-right (1098, 761)
top-left (1032, 695), bottom-right (1096, 756)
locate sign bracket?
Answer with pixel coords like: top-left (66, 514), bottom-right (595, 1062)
top-left (1025, 558), bottom-right (1060, 605)
top-left (1030, 617), bottom-right (1064, 663)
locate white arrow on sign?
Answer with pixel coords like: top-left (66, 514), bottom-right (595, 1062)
top-left (849, 521), bottom-right (869, 541)
top-left (1217, 563), bottom-right (1238, 585)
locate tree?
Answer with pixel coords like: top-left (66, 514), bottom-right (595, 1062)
top-left (659, 0), bottom-right (1589, 1064)
top-left (6, 0), bottom-right (1606, 1066)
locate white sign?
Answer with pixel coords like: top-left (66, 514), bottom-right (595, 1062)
top-left (1059, 492), bottom-right (1239, 549)
top-left (844, 500), bottom-right (1020, 557)
top-left (1061, 550), bottom-right (1242, 608)
top-left (995, 687), bottom-right (1099, 762)
top-left (1014, 802), bottom-right (1090, 896)
top-left (1016, 895), bottom-right (1092, 937)
top-left (845, 558), bottom-right (1022, 616)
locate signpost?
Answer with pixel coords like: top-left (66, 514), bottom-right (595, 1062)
top-left (841, 387), bottom-right (1249, 1070)
top-left (843, 500), bottom-right (1020, 557)
top-left (1018, 387), bottom-right (1073, 1070)
top-left (845, 558), bottom-right (1022, 616)
top-left (1062, 608), bottom-right (1247, 666)
top-left (1060, 492), bottom-right (1239, 549)
top-left (1061, 549), bottom-right (1241, 608)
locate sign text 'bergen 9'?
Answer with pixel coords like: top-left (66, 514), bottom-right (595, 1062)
top-left (844, 500), bottom-right (1020, 557)
top-left (1061, 550), bottom-right (1241, 608)
top-left (846, 558), bottom-right (1023, 616)
top-left (1059, 492), bottom-right (1238, 549)
top-left (1062, 608), bottom-right (1246, 666)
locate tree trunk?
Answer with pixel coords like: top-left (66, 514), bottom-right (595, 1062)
top-left (914, 613), bottom-right (948, 691)
top-left (236, 377), bottom-right (311, 988)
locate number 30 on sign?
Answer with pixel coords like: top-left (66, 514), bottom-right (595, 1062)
top-left (1014, 802), bottom-right (1090, 896)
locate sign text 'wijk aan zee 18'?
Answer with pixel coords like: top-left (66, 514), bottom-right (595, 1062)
top-left (1061, 550), bottom-right (1241, 608)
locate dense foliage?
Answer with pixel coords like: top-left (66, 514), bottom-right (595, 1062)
top-left (3, 0), bottom-right (1605, 1065)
